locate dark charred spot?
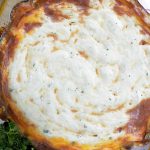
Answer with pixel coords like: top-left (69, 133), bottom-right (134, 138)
top-left (24, 22), bottom-right (42, 33)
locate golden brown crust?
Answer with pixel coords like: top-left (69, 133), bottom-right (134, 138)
top-left (139, 39), bottom-right (150, 45)
top-left (113, 0), bottom-right (150, 35)
top-left (10, 0), bottom-right (35, 27)
top-left (44, 4), bottom-right (71, 22)
top-left (125, 99), bottom-right (150, 142)
top-left (0, 0), bottom-right (150, 150)
top-left (38, 0), bottom-right (90, 22)
top-left (0, 27), bottom-right (5, 37)
top-left (24, 22), bottom-right (42, 32)
top-left (113, 0), bottom-right (150, 143)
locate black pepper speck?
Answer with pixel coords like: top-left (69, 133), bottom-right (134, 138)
top-left (81, 90), bottom-right (84, 94)
top-left (33, 64), bottom-right (35, 67)
top-left (9, 89), bottom-right (14, 92)
top-left (129, 102), bottom-right (132, 105)
top-left (43, 129), bottom-right (49, 133)
top-left (71, 141), bottom-right (76, 145)
top-left (108, 98), bottom-right (112, 101)
top-left (48, 84), bottom-right (51, 87)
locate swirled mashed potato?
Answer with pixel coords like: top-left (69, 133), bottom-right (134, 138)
top-left (7, 0), bottom-right (150, 146)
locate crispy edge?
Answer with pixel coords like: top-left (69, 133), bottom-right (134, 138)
top-left (114, 0), bottom-right (150, 35)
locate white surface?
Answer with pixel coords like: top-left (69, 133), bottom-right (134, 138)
top-left (0, 119), bottom-right (4, 124)
top-left (8, 0), bottom-right (150, 144)
top-left (139, 0), bottom-right (150, 13)
top-left (0, 0), bottom-right (22, 26)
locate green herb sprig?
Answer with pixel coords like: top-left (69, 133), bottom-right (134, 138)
top-left (0, 121), bottom-right (34, 150)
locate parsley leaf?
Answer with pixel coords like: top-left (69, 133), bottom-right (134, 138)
top-left (0, 121), bottom-right (34, 150)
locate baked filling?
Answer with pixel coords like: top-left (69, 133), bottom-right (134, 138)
top-left (0, 0), bottom-right (150, 149)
